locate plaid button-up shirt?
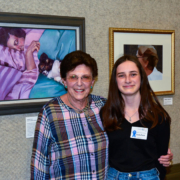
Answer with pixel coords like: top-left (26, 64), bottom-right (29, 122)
top-left (31, 94), bottom-right (109, 180)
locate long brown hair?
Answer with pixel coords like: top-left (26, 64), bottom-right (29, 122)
top-left (102, 55), bottom-right (171, 131)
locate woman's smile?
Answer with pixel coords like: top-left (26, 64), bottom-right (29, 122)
top-left (74, 89), bottom-right (84, 93)
top-left (123, 85), bottom-right (135, 88)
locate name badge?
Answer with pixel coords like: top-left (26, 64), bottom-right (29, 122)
top-left (130, 126), bottom-right (148, 140)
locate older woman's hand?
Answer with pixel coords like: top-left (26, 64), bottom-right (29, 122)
top-left (158, 148), bottom-right (173, 167)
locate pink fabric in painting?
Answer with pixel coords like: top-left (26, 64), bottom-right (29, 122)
top-left (23, 29), bottom-right (45, 72)
top-left (0, 45), bottom-right (25, 71)
top-left (0, 65), bottom-right (22, 100)
top-left (0, 29), bottom-right (45, 100)
top-left (5, 68), bottom-right (38, 100)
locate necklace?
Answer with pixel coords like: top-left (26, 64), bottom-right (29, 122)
top-left (125, 109), bottom-right (138, 122)
top-left (67, 95), bottom-right (91, 122)
top-left (67, 95), bottom-right (86, 113)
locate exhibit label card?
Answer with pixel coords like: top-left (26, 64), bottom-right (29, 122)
top-left (26, 116), bottom-right (38, 138)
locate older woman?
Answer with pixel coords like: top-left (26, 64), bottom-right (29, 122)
top-left (31, 50), bottom-right (109, 179)
top-left (31, 51), bottom-right (172, 180)
top-left (136, 45), bottom-right (162, 81)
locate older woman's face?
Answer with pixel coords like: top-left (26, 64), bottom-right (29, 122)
top-left (63, 64), bottom-right (95, 103)
top-left (7, 34), bottom-right (25, 51)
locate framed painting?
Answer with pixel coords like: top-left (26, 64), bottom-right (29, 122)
top-left (109, 28), bottom-right (175, 96)
top-left (0, 12), bottom-right (85, 115)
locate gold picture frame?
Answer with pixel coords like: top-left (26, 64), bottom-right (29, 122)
top-left (109, 28), bottom-right (175, 96)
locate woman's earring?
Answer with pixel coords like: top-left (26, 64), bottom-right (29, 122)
top-left (91, 86), bottom-right (93, 89)
top-left (65, 85), bottom-right (67, 89)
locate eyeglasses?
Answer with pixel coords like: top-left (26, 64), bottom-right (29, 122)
top-left (137, 56), bottom-right (147, 59)
top-left (67, 75), bottom-right (92, 83)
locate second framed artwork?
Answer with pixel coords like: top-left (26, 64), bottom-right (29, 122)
top-left (109, 28), bottom-right (175, 96)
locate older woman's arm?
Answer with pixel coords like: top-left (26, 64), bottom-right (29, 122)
top-left (31, 107), bottom-right (51, 180)
top-left (158, 148), bottom-right (173, 167)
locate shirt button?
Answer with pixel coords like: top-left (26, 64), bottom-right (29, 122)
top-left (89, 138), bottom-right (91, 141)
top-left (84, 124), bottom-right (86, 126)
top-left (91, 153), bottom-right (94, 156)
top-left (128, 174), bottom-right (132, 177)
top-left (92, 170), bottom-right (95, 173)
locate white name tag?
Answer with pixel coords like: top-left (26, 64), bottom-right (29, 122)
top-left (130, 126), bottom-right (148, 140)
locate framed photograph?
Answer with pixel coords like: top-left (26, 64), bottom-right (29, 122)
top-left (0, 12), bottom-right (85, 115)
top-left (109, 28), bottom-right (175, 96)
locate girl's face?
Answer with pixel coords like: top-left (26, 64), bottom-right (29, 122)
top-left (116, 60), bottom-right (141, 97)
top-left (7, 34), bottom-right (25, 51)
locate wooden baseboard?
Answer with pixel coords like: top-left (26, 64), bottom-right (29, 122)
top-left (165, 163), bottom-right (180, 180)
